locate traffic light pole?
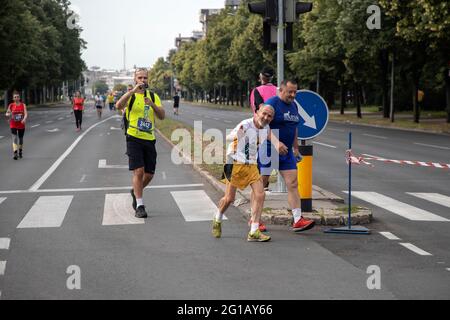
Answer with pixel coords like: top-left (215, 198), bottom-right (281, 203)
top-left (274, 0), bottom-right (287, 193)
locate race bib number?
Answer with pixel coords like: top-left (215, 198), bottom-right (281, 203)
top-left (137, 118), bottom-right (153, 132)
top-left (13, 113), bottom-right (24, 122)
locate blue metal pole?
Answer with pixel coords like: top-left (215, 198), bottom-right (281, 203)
top-left (349, 132), bottom-right (352, 229)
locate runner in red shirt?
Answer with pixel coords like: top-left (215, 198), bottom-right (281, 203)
top-left (72, 91), bottom-right (85, 131)
top-left (5, 92), bottom-right (28, 160)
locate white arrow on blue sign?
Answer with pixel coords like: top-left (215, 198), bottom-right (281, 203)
top-left (294, 90), bottom-right (329, 140)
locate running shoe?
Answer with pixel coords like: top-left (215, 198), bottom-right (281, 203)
top-left (292, 217), bottom-right (315, 232)
top-left (247, 230), bottom-right (271, 242)
top-left (135, 206), bottom-right (148, 219)
top-left (19, 150), bottom-right (23, 159)
top-left (212, 218), bottom-right (222, 238)
top-left (13, 151), bottom-right (18, 160)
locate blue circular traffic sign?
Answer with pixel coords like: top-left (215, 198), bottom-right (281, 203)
top-left (295, 90), bottom-right (329, 140)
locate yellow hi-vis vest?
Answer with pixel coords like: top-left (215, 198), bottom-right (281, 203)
top-left (126, 90), bottom-right (162, 141)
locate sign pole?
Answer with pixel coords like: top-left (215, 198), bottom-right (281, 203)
top-left (324, 131), bottom-right (370, 235)
top-left (274, 0), bottom-right (287, 193)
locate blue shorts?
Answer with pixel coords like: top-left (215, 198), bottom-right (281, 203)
top-left (257, 141), bottom-right (297, 176)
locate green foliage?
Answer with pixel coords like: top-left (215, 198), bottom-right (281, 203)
top-left (152, 0), bottom-right (448, 116)
top-left (0, 0), bottom-right (86, 98)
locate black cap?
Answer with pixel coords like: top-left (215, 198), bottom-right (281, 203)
top-left (261, 67), bottom-right (274, 78)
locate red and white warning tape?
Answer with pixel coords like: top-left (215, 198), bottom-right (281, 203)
top-left (362, 154), bottom-right (450, 169)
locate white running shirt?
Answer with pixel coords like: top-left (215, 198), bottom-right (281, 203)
top-left (226, 118), bottom-right (270, 165)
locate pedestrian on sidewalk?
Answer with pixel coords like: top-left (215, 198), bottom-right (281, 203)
top-left (249, 67), bottom-right (277, 114)
top-left (258, 80), bottom-right (315, 233)
top-left (116, 68), bottom-right (165, 218)
top-left (72, 91), bottom-right (85, 131)
top-left (212, 104), bottom-right (287, 242)
top-left (5, 91), bottom-right (28, 160)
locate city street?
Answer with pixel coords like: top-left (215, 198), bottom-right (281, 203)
top-left (0, 103), bottom-right (448, 300)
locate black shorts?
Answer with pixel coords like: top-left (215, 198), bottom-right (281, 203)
top-left (11, 128), bottom-right (25, 138)
top-left (96, 105), bottom-right (103, 109)
top-left (174, 104), bottom-right (179, 109)
top-left (126, 135), bottom-right (157, 174)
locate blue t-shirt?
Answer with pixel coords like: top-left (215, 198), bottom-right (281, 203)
top-left (266, 96), bottom-right (300, 149)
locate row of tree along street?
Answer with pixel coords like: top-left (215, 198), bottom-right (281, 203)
top-left (149, 0), bottom-right (449, 123)
top-left (0, 0), bottom-right (86, 107)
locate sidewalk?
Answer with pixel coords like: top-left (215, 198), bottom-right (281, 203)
top-left (156, 129), bottom-right (372, 227)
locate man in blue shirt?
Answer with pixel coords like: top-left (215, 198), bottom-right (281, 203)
top-left (258, 80), bottom-right (315, 232)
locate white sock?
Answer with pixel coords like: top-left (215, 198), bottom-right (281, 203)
top-left (215, 210), bottom-right (224, 222)
top-left (137, 198), bottom-right (144, 208)
top-left (250, 223), bottom-right (259, 234)
top-left (293, 208), bottom-right (302, 223)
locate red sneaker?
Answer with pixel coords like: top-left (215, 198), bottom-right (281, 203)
top-left (248, 220), bottom-right (267, 232)
top-left (292, 217), bottom-right (315, 232)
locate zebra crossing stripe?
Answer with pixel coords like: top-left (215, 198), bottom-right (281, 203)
top-left (400, 243), bottom-right (432, 256)
top-left (17, 196), bottom-right (73, 229)
top-left (379, 232), bottom-right (401, 241)
top-left (408, 193), bottom-right (450, 209)
top-left (0, 238), bottom-right (10, 250)
top-left (348, 192), bottom-right (450, 222)
top-left (102, 194), bottom-right (145, 226)
top-left (0, 261), bottom-right (6, 275)
top-left (171, 190), bottom-right (227, 222)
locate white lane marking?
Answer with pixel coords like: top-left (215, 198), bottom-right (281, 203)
top-left (447, 268), bottom-right (450, 272)
top-left (0, 184), bottom-right (205, 195)
top-left (224, 120), bottom-right (232, 124)
top-left (414, 143), bottom-right (450, 151)
top-left (98, 159), bottom-right (128, 169)
top-left (171, 190), bottom-right (227, 222)
top-left (29, 116), bottom-right (119, 191)
top-left (79, 175), bottom-right (87, 183)
top-left (0, 136), bottom-right (4, 140)
top-left (17, 196), bottom-right (73, 229)
top-left (0, 197), bottom-right (6, 205)
top-left (399, 243), bottom-right (432, 256)
top-left (46, 128), bottom-right (60, 133)
top-left (363, 134), bottom-right (387, 140)
top-left (110, 127), bottom-right (122, 131)
top-left (379, 232), bottom-right (401, 241)
top-left (346, 192), bottom-right (450, 222)
top-left (0, 261), bottom-right (6, 275)
top-left (213, 118), bottom-right (220, 121)
top-left (408, 193), bottom-right (450, 209)
top-left (0, 238), bottom-right (11, 250)
top-left (58, 117), bottom-right (64, 121)
top-left (102, 194), bottom-right (145, 226)
top-left (31, 124), bottom-right (40, 128)
top-left (162, 172), bottom-right (167, 180)
top-left (313, 142), bottom-right (337, 149)
top-left (45, 121), bottom-right (53, 124)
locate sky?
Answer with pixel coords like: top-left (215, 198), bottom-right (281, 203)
top-left (70, 0), bottom-right (226, 70)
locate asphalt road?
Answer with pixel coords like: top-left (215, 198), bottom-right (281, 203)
top-left (0, 101), bottom-right (448, 300)
top-left (164, 100), bottom-right (450, 300)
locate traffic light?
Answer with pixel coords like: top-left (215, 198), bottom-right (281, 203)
top-left (248, 0), bottom-right (313, 50)
top-left (248, 0), bottom-right (278, 23)
top-left (285, 0), bottom-right (313, 23)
